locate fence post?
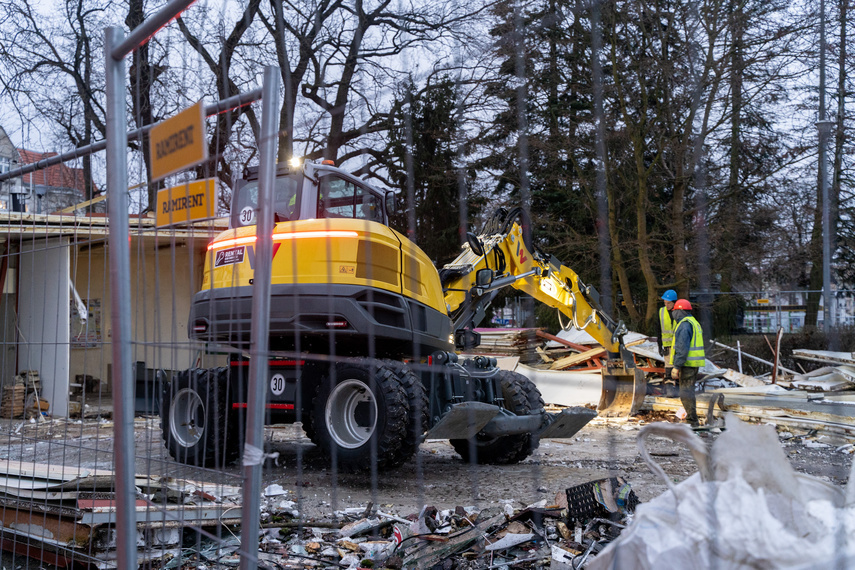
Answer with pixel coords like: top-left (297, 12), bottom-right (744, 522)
top-left (104, 26), bottom-right (137, 570)
top-left (239, 66), bottom-right (281, 570)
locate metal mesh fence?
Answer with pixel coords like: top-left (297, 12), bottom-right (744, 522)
top-left (0, 0), bottom-right (851, 568)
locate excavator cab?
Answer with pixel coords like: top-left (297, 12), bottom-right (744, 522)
top-left (229, 162), bottom-right (394, 228)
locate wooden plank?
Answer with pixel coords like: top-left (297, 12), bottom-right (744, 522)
top-left (549, 347), bottom-right (606, 370)
top-left (722, 369), bottom-right (768, 388)
top-left (0, 460), bottom-right (99, 482)
top-left (536, 346), bottom-right (554, 363)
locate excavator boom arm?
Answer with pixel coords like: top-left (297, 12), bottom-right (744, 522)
top-left (440, 208), bottom-right (643, 416)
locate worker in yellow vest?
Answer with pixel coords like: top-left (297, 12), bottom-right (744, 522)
top-left (659, 290), bottom-right (677, 382)
top-left (670, 299), bottom-right (705, 427)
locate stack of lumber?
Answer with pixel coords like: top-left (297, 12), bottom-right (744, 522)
top-left (472, 328), bottom-right (541, 363)
top-left (19, 370), bottom-right (40, 395)
top-left (0, 383), bottom-right (26, 418)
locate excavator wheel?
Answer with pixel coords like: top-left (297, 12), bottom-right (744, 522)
top-left (506, 372), bottom-right (546, 463)
top-left (310, 359), bottom-right (409, 472)
top-left (383, 360), bottom-right (429, 468)
top-left (450, 371), bottom-right (532, 464)
top-left (161, 367), bottom-right (240, 467)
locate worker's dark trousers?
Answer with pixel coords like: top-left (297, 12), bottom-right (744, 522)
top-left (679, 366), bottom-right (699, 426)
top-left (663, 347), bottom-right (673, 384)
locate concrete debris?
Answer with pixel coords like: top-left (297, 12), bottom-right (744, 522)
top-left (719, 368), bottom-right (769, 388)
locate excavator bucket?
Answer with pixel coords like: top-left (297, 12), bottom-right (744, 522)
top-left (598, 363), bottom-right (646, 417)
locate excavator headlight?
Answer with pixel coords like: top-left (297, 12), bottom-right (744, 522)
top-left (288, 156), bottom-right (302, 169)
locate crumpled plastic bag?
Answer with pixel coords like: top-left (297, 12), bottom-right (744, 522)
top-left (588, 413), bottom-right (855, 569)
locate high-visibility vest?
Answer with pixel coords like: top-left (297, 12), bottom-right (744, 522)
top-left (659, 306), bottom-right (675, 347)
top-left (669, 316), bottom-right (705, 367)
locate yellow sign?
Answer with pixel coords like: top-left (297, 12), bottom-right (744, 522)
top-left (149, 101), bottom-right (207, 181)
top-left (757, 299), bottom-right (770, 304)
top-left (156, 179), bottom-right (217, 228)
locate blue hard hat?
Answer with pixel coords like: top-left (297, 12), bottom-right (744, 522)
top-left (661, 289), bottom-right (678, 301)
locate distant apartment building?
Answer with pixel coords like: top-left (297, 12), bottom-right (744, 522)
top-left (741, 287), bottom-right (854, 332)
top-left (0, 126), bottom-right (24, 209)
top-left (0, 126), bottom-right (97, 213)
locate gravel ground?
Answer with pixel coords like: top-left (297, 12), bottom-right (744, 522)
top-left (0, 408), bottom-right (850, 568)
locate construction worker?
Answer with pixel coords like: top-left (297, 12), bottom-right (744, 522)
top-left (659, 289), bottom-right (678, 381)
top-left (670, 299), bottom-right (705, 427)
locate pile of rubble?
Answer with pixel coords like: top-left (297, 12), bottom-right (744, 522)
top-left (0, 459), bottom-right (244, 568)
top-left (163, 477), bottom-right (639, 569)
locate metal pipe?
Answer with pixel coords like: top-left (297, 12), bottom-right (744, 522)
top-left (104, 26), bottom-right (137, 570)
top-left (111, 0), bottom-right (196, 59)
top-left (0, 89), bottom-right (262, 184)
top-left (737, 340), bottom-right (743, 374)
top-left (709, 340), bottom-right (798, 376)
top-left (239, 66), bottom-right (280, 570)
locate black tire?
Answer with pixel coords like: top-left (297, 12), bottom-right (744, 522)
top-left (450, 370), bottom-right (533, 465)
top-left (161, 367), bottom-right (239, 467)
top-left (506, 372), bottom-right (545, 463)
top-left (311, 359), bottom-right (408, 472)
top-left (383, 360), bottom-right (428, 468)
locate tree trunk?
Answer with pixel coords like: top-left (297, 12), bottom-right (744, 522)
top-left (126, 0), bottom-right (158, 210)
top-left (719, 0), bottom-right (744, 295)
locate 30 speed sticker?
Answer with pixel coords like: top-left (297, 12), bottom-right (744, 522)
top-left (239, 206), bottom-right (256, 225)
top-left (270, 373), bottom-right (286, 396)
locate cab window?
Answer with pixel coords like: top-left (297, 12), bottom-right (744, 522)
top-left (318, 176), bottom-right (385, 223)
top-left (231, 175), bottom-right (301, 228)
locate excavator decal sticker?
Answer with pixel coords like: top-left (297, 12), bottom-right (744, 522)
top-left (245, 243), bottom-right (281, 270)
top-left (516, 241), bottom-right (528, 265)
top-left (214, 246), bottom-right (245, 267)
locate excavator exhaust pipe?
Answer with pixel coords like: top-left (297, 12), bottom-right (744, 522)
top-left (597, 360), bottom-right (646, 417)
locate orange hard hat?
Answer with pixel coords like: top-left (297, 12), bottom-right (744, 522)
top-left (674, 299), bottom-right (692, 311)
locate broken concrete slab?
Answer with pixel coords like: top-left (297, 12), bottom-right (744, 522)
top-left (793, 349), bottom-right (855, 366)
top-left (793, 365), bottom-right (855, 391)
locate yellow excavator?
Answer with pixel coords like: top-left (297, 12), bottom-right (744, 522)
top-left (161, 161), bottom-right (644, 470)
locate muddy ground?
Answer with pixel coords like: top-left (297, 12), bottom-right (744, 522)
top-left (0, 408), bottom-right (851, 568)
top-left (0, 409), bottom-right (850, 519)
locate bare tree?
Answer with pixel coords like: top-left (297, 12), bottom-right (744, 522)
top-left (0, 0), bottom-right (112, 199)
top-left (176, 0), bottom-right (263, 191)
top-left (264, 0), bottom-right (488, 175)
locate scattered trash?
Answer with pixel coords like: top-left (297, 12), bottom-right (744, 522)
top-left (588, 414), bottom-right (855, 569)
top-left (263, 483), bottom-right (287, 496)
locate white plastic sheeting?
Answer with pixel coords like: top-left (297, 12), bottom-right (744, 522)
top-left (588, 414), bottom-right (855, 569)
